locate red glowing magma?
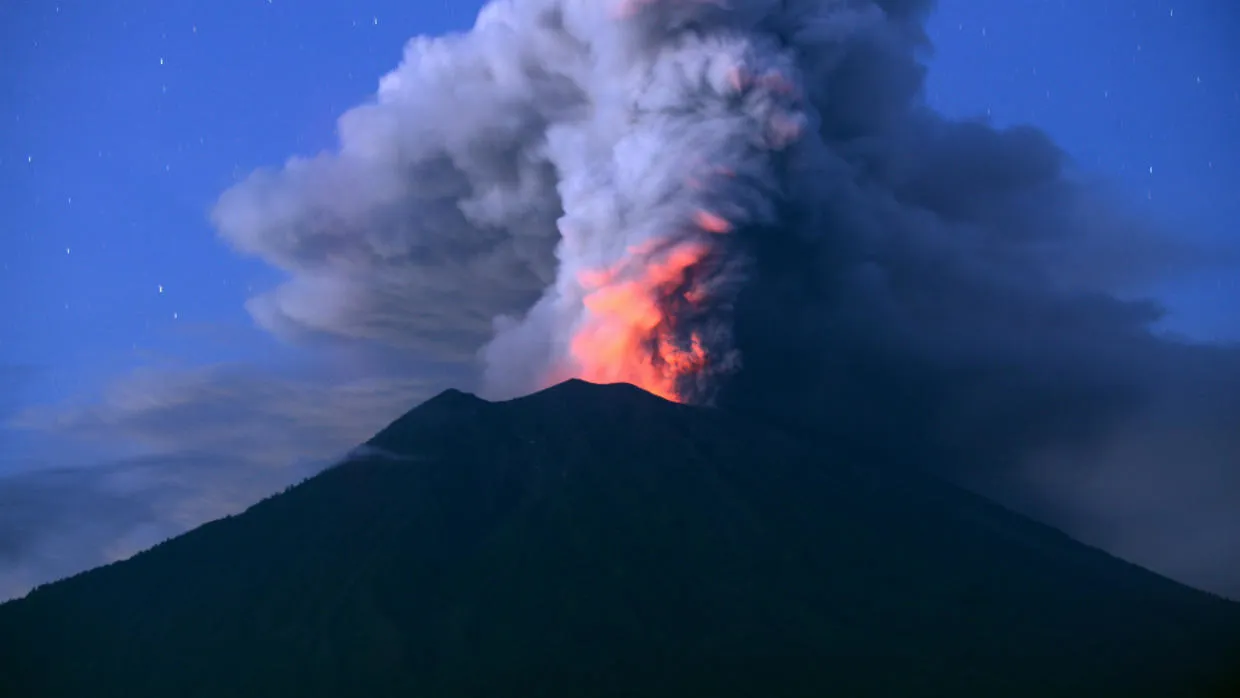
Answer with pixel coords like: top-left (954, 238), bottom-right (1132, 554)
top-left (565, 210), bottom-right (731, 402)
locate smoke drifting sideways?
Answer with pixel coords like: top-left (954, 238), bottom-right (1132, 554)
top-left (212, 0), bottom-right (1240, 596)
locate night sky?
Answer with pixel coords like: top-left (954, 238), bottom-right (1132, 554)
top-left (1, 0), bottom-right (1237, 601)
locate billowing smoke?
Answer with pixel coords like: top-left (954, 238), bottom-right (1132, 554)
top-left (212, 0), bottom-right (1240, 595)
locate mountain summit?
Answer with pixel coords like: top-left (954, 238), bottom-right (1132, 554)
top-left (1, 379), bottom-right (1237, 697)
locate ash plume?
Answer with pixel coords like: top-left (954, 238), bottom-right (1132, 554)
top-left (212, 0), bottom-right (1240, 595)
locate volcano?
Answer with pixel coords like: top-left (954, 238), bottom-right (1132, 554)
top-left (1, 379), bottom-right (1236, 697)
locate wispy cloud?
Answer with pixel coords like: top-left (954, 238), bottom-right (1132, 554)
top-left (2, 364), bottom-right (438, 601)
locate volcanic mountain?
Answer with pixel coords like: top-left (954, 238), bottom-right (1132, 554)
top-left (1, 379), bottom-right (1236, 697)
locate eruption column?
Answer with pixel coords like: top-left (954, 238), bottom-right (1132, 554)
top-left (568, 237), bottom-right (713, 402)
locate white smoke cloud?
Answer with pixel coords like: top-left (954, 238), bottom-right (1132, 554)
top-left (213, 0), bottom-right (871, 399)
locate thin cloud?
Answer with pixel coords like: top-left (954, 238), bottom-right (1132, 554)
top-left (2, 365), bottom-right (438, 601)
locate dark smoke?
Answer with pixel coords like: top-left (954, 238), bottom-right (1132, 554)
top-left (212, 0), bottom-right (1240, 596)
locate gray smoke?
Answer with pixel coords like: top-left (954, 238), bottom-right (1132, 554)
top-left (212, 0), bottom-right (1240, 596)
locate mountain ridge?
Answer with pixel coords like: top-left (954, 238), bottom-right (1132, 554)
top-left (1, 378), bottom-right (1236, 697)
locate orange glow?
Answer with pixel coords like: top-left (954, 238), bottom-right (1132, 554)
top-left (759, 71), bottom-right (798, 97)
top-left (614, 0), bottom-right (730, 20)
top-left (694, 209), bottom-right (731, 234)
top-left (613, 0), bottom-right (657, 18)
top-left (726, 66), bottom-right (749, 92)
top-left (568, 238), bottom-right (716, 402)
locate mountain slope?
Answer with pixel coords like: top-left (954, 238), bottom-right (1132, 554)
top-left (1, 379), bottom-right (1236, 697)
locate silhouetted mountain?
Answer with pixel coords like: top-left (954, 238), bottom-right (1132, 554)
top-left (1, 379), bottom-right (1237, 697)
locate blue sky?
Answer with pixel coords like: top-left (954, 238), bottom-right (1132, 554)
top-left (2, 1), bottom-right (483, 477)
top-left (925, 0), bottom-right (1238, 342)
top-left (3, 1), bottom-right (479, 408)
top-left (1, 0), bottom-right (1237, 598)
top-left (5, 0), bottom-right (1235, 419)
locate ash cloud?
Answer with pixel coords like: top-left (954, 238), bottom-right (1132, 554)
top-left (211, 0), bottom-right (1239, 596)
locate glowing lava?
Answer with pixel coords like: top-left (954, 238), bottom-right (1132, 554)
top-left (568, 225), bottom-right (720, 402)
